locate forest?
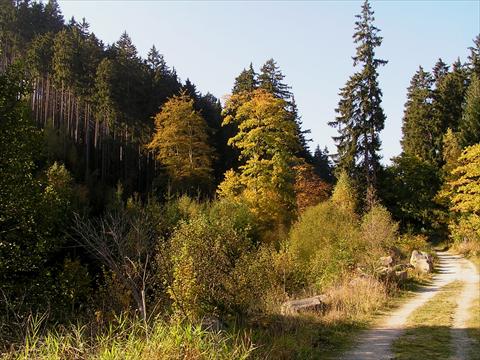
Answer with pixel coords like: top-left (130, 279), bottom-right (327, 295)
top-left (0, 0), bottom-right (479, 359)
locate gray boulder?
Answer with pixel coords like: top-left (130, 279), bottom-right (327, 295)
top-left (379, 255), bottom-right (395, 267)
top-left (200, 315), bottom-right (225, 332)
top-left (281, 295), bottom-right (329, 315)
top-left (410, 250), bottom-right (433, 273)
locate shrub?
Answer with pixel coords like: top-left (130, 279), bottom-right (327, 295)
top-left (358, 205), bottom-right (399, 273)
top-left (169, 215), bottom-right (254, 318)
top-left (207, 198), bottom-right (259, 242)
top-left (450, 214), bottom-right (480, 256)
top-left (331, 171), bottom-right (357, 214)
top-left (287, 201), bottom-right (360, 291)
top-left (396, 233), bottom-right (429, 257)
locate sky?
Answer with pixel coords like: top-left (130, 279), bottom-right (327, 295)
top-left (57, 0), bottom-right (479, 163)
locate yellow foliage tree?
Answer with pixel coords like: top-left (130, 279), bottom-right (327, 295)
top-left (218, 89), bottom-right (300, 228)
top-left (147, 92), bottom-right (215, 193)
top-left (445, 144), bottom-right (480, 245)
top-left (331, 171), bottom-right (357, 214)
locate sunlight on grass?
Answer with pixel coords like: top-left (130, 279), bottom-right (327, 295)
top-left (392, 280), bottom-right (464, 360)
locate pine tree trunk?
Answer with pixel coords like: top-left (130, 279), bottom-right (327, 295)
top-left (85, 103), bottom-right (90, 181)
top-left (44, 76), bottom-right (50, 124)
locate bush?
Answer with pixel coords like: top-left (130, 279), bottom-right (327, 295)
top-left (287, 199), bottom-right (406, 293)
top-left (358, 205), bottom-right (399, 273)
top-left (169, 215), bottom-right (254, 318)
top-left (450, 214), bottom-right (480, 256)
top-left (207, 198), bottom-right (259, 243)
top-left (396, 233), bottom-right (429, 257)
top-left (287, 201), bottom-right (360, 291)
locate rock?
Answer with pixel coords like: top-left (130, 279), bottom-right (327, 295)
top-left (200, 315), bottom-right (225, 332)
top-left (410, 250), bottom-right (433, 273)
top-left (376, 266), bottom-right (396, 282)
top-left (379, 256), bottom-right (395, 267)
top-left (281, 295), bottom-right (329, 315)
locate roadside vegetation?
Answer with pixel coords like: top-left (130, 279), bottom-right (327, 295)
top-left (1, 0), bottom-right (479, 358)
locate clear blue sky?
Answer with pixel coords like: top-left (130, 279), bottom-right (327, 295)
top-left (57, 0), bottom-right (479, 163)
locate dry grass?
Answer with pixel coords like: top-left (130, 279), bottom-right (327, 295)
top-left (453, 241), bottom-right (480, 257)
top-left (247, 275), bottom-right (392, 359)
top-left (325, 276), bottom-right (389, 322)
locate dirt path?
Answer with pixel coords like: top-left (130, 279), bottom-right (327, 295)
top-left (451, 255), bottom-right (479, 360)
top-left (341, 252), bottom-right (479, 360)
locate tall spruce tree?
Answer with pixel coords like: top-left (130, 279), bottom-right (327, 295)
top-left (433, 59), bottom-right (469, 135)
top-left (232, 63), bottom-right (257, 94)
top-left (312, 145), bottom-right (334, 183)
top-left (258, 58), bottom-right (293, 101)
top-left (468, 35), bottom-right (480, 77)
top-left (329, 0), bottom-right (387, 193)
top-left (401, 66), bottom-right (438, 164)
top-left (458, 73), bottom-right (480, 147)
top-left (432, 58), bottom-right (449, 83)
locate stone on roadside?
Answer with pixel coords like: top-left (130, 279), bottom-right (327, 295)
top-left (281, 295), bottom-right (329, 315)
top-left (410, 250), bottom-right (433, 273)
top-left (200, 315), bottom-right (225, 332)
top-left (379, 255), bottom-right (395, 267)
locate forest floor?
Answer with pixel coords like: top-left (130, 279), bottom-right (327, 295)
top-left (340, 251), bottom-right (480, 360)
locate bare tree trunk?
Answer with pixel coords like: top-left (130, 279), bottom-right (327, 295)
top-left (44, 76), bottom-right (50, 125)
top-left (85, 103), bottom-right (90, 181)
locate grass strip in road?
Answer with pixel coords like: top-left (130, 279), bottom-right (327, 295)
top-left (467, 255), bottom-right (480, 360)
top-left (392, 280), bottom-right (464, 360)
top-left (467, 296), bottom-right (480, 360)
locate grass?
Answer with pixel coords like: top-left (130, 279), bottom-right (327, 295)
top-left (0, 276), bottom-right (422, 360)
top-left (392, 280), bottom-right (464, 360)
top-left (1, 315), bottom-right (254, 360)
top-left (466, 255), bottom-right (480, 360)
top-left (467, 294), bottom-right (480, 360)
top-left (247, 276), bottom-right (410, 359)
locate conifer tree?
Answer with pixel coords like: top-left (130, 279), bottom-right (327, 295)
top-left (115, 31), bottom-right (137, 60)
top-left (147, 92), bottom-right (215, 193)
top-left (432, 58), bottom-right (449, 82)
top-left (433, 59), bottom-right (469, 134)
top-left (258, 58), bottom-right (292, 101)
top-left (459, 73), bottom-right (480, 147)
top-left (401, 66), bottom-right (438, 164)
top-left (312, 145), bottom-right (334, 183)
top-left (468, 35), bottom-right (480, 77)
top-left (232, 63), bottom-right (257, 94)
top-left (329, 0), bottom-right (387, 193)
top-left (147, 45), bottom-right (168, 74)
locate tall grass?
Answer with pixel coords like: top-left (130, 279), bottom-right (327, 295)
top-left (3, 315), bottom-right (254, 360)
